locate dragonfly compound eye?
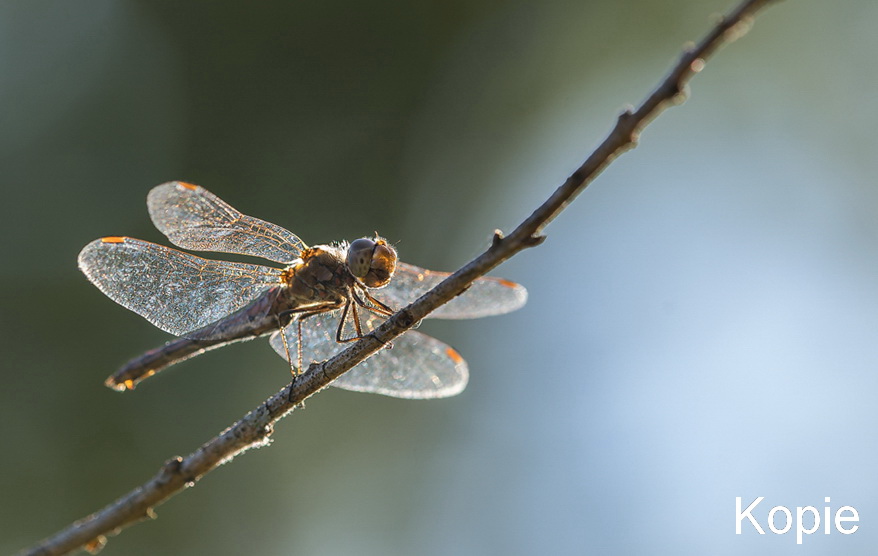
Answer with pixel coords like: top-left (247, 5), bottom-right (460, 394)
top-left (363, 239), bottom-right (397, 288)
top-left (346, 238), bottom-right (377, 279)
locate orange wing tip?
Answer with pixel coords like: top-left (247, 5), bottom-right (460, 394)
top-left (100, 236), bottom-right (128, 244)
top-left (177, 181), bottom-right (199, 190)
top-left (445, 347), bottom-right (464, 365)
top-left (106, 369), bottom-right (157, 391)
top-left (104, 377), bottom-right (129, 391)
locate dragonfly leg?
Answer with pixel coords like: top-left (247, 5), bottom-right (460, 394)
top-left (351, 286), bottom-right (394, 318)
top-left (296, 317), bottom-right (305, 375)
top-left (336, 293), bottom-right (385, 343)
top-left (351, 301), bottom-right (364, 337)
top-left (280, 320), bottom-right (302, 378)
top-left (361, 289), bottom-right (394, 317)
top-left (343, 288), bottom-right (397, 349)
top-left (335, 299), bottom-right (360, 343)
top-left (287, 303), bottom-right (344, 373)
top-left (274, 314), bottom-right (297, 377)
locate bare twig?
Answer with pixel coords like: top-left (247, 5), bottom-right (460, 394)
top-left (21, 0), bottom-right (778, 554)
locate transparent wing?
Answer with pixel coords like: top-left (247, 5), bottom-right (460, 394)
top-left (147, 181), bottom-right (307, 264)
top-left (269, 311), bottom-right (468, 399)
top-left (372, 262), bottom-right (527, 319)
top-left (78, 237), bottom-right (282, 336)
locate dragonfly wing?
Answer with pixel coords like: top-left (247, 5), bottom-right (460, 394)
top-left (79, 237), bottom-right (281, 337)
top-left (269, 311), bottom-right (468, 399)
top-left (148, 181), bottom-right (307, 264)
top-left (372, 262), bottom-right (527, 319)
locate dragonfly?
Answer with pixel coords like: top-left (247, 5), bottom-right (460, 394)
top-left (78, 182), bottom-right (527, 399)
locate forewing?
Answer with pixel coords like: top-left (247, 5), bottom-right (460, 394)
top-left (78, 237), bottom-right (282, 336)
top-left (148, 181), bottom-right (306, 264)
top-left (269, 311), bottom-right (468, 399)
top-left (372, 262), bottom-right (527, 319)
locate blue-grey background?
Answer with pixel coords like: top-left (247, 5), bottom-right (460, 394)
top-left (2, 1), bottom-right (877, 554)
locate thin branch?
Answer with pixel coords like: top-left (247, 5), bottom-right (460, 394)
top-left (20, 0), bottom-right (778, 554)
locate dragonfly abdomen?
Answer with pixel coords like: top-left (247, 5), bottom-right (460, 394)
top-left (106, 287), bottom-right (287, 391)
top-left (106, 336), bottom-right (222, 391)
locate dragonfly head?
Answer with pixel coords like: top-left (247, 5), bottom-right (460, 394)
top-left (346, 236), bottom-right (397, 288)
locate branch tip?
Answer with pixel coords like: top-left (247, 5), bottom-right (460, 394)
top-left (671, 86), bottom-right (689, 106)
top-left (617, 108), bottom-right (635, 125)
top-left (491, 230), bottom-right (505, 247)
top-left (524, 234), bottom-right (546, 247)
top-left (724, 15), bottom-right (754, 42)
top-left (161, 456), bottom-right (183, 477)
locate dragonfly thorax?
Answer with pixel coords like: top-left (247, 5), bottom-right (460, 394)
top-left (282, 245), bottom-right (352, 305)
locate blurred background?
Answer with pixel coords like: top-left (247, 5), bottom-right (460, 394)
top-left (2, 0), bottom-right (877, 554)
